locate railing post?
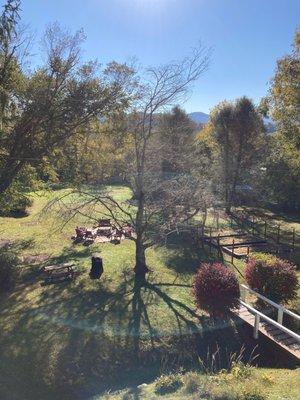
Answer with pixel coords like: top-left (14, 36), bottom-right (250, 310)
top-left (277, 307), bottom-right (284, 325)
top-left (264, 220), bottom-right (267, 239)
top-left (254, 314), bottom-right (260, 339)
top-left (292, 228), bottom-right (295, 251)
top-left (240, 286), bottom-right (246, 302)
top-left (277, 225), bottom-right (280, 244)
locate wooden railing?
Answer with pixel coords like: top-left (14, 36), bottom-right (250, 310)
top-left (239, 284), bottom-right (300, 341)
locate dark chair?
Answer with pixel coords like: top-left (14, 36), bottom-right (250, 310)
top-left (90, 253), bottom-right (103, 279)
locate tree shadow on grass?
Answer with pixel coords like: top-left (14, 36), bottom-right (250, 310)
top-left (243, 206), bottom-right (300, 225)
top-left (17, 245), bottom-right (93, 288)
top-left (162, 233), bottom-right (220, 275)
top-left (0, 263), bottom-right (252, 400)
top-left (49, 245), bottom-right (94, 264)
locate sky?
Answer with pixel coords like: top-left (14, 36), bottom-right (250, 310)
top-left (18, 0), bottom-right (300, 113)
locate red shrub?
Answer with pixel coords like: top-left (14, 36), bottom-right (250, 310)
top-left (193, 262), bottom-right (240, 317)
top-left (245, 254), bottom-right (298, 303)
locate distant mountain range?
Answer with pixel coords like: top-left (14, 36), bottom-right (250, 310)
top-left (188, 112), bottom-right (209, 124)
top-left (188, 111), bottom-right (276, 132)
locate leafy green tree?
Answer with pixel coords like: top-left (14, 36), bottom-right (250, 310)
top-left (259, 133), bottom-right (300, 210)
top-left (269, 31), bottom-right (300, 148)
top-left (258, 31), bottom-right (300, 210)
top-left (49, 116), bottom-right (132, 184)
top-left (0, 164), bottom-right (40, 216)
top-left (0, 0), bottom-right (23, 130)
top-left (159, 106), bottom-right (197, 175)
top-left (206, 97), bottom-right (265, 212)
top-left (0, 1), bottom-right (132, 199)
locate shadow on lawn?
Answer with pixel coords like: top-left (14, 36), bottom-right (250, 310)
top-left (163, 234), bottom-right (220, 274)
top-left (0, 261), bottom-right (249, 400)
top-left (243, 206), bottom-right (300, 225)
top-left (50, 245), bottom-right (94, 264)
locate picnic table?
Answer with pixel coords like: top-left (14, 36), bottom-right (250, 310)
top-left (85, 228), bottom-right (98, 238)
top-left (43, 263), bottom-right (74, 283)
top-left (96, 226), bottom-right (112, 236)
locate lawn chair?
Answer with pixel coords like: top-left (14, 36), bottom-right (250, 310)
top-left (75, 226), bottom-right (86, 238)
top-left (90, 253), bottom-right (103, 279)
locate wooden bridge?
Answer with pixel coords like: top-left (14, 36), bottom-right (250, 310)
top-left (234, 285), bottom-right (300, 360)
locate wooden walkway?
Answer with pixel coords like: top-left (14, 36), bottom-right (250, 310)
top-left (233, 285), bottom-right (300, 361)
top-left (235, 305), bottom-right (300, 360)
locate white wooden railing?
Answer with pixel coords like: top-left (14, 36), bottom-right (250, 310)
top-left (239, 284), bottom-right (300, 341)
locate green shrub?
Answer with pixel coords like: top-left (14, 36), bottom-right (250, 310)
top-left (0, 250), bottom-right (19, 291)
top-left (154, 374), bottom-right (183, 395)
top-left (245, 253), bottom-right (298, 303)
top-left (121, 392), bottom-right (135, 400)
top-left (230, 362), bottom-right (253, 379)
top-left (183, 372), bottom-right (201, 394)
top-left (0, 189), bottom-right (32, 216)
top-left (0, 164), bottom-right (40, 216)
top-left (240, 390), bottom-right (266, 400)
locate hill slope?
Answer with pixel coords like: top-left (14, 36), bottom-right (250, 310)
top-left (188, 111), bottom-right (209, 124)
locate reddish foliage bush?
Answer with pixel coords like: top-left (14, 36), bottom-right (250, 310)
top-left (245, 254), bottom-right (298, 303)
top-left (193, 262), bottom-right (240, 316)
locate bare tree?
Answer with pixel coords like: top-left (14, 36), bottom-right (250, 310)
top-left (126, 46), bottom-right (210, 282)
top-left (50, 45), bottom-right (211, 285)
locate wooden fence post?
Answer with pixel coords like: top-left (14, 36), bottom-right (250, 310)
top-left (231, 239), bottom-right (235, 264)
top-left (292, 228), bottom-right (295, 251)
top-left (264, 221), bottom-right (267, 239)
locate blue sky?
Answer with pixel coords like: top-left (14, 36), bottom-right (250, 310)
top-left (19, 0), bottom-right (299, 113)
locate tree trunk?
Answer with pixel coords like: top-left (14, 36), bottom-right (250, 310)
top-left (134, 186), bottom-right (149, 285)
top-left (134, 236), bottom-right (148, 285)
top-left (227, 146), bottom-right (242, 213)
top-left (224, 130), bottom-right (231, 214)
top-left (225, 201), bottom-right (231, 214)
top-left (225, 186), bottom-right (231, 213)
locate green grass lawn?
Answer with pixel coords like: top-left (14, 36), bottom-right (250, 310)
top-left (101, 367), bottom-right (300, 400)
top-left (0, 186), bottom-right (299, 400)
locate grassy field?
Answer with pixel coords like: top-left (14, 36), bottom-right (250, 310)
top-left (0, 186), bottom-right (299, 400)
top-left (102, 368), bottom-right (300, 400)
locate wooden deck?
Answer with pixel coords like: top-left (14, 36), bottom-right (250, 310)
top-left (235, 305), bottom-right (300, 360)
